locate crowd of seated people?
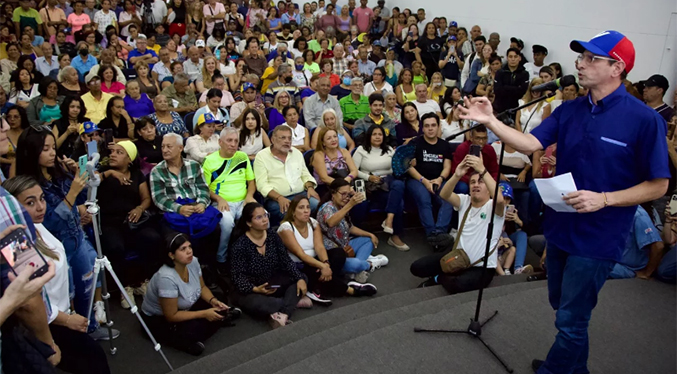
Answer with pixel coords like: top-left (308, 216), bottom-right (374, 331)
top-left (0, 0), bottom-right (675, 369)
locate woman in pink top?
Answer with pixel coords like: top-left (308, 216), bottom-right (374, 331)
top-left (68, 1), bottom-right (91, 37)
top-left (315, 3), bottom-right (340, 33)
top-left (203, 0), bottom-right (226, 36)
top-left (100, 65), bottom-right (126, 96)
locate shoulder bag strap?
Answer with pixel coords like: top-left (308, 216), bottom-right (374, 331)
top-left (470, 240), bottom-right (499, 267)
top-left (450, 204), bottom-right (472, 252)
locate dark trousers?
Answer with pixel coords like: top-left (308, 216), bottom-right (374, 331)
top-left (300, 248), bottom-right (348, 297)
top-left (410, 251), bottom-right (495, 294)
top-left (50, 324), bottom-right (111, 374)
top-left (232, 273), bottom-right (302, 319)
top-left (142, 299), bottom-right (221, 354)
top-left (537, 245), bottom-right (614, 374)
top-left (100, 223), bottom-right (163, 285)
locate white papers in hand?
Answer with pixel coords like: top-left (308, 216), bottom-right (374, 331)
top-left (534, 173), bottom-right (578, 213)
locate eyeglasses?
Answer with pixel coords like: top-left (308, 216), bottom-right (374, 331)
top-left (253, 212), bottom-right (270, 221)
top-left (88, 79), bottom-right (101, 85)
top-left (338, 191), bottom-right (354, 198)
top-left (575, 53), bottom-right (617, 65)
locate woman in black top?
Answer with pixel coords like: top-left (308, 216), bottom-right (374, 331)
top-left (98, 141), bottom-right (163, 309)
top-left (133, 118), bottom-right (163, 173)
top-left (98, 97), bottom-right (134, 140)
top-left (417, 22), bottom-right (444, 81)
top-left (53, 96), bottom-right (89, 157)
top-left (229, 202), bottom-right (308, 329)
top-left (402, 24), bottom-right (420, 69)
top-left (167, 0), bottom-right (187, 37)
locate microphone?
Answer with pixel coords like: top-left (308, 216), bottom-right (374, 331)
top-left (531, 75), bottom-right (576, 93)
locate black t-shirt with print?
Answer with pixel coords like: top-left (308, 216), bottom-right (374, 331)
top-left (414, 136), bottom-right (453, 180)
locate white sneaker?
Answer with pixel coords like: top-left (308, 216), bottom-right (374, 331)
top-left (134, 279), bottom-right (149, 296)
top-left (369, 254), bottom-right (389, 271)
top-left (121, 287), bottom-right (136, 309)
top-left (352, 270), bottom-right (370, 283)
top-left (503, 269), bottom-right (512, 276)
top-left (94, 301), bottom-right (107, 323)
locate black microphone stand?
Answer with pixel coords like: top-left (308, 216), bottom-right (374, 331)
top-left (414, 93), bottom-right (555, 373)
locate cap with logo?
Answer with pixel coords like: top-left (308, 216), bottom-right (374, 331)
top-left (642, 74), bottom-right (669, 92)
top-left (570, 30), bottom-right (635, 73)
top-left (79, 121), bottom-right (99, 135)
top-left (372, 40), bottom-right (381, 47)
top-left (448, 35), bottom-right (457, 42)
top-left (241, 82), bottom-right (256, 92)
top-left (499, 182), bottom-right (514, 200)
top-left (450, 21), bottom-right (458, 28)
top-left (196, 113), bottom-right (219, 127)
top-left (195, 39), bottom-right (206, 48)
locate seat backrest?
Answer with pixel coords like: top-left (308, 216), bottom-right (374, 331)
top-left (303, 149), bottom-right (315, 175)
top-left (184, 112), bottom-right (196, 136)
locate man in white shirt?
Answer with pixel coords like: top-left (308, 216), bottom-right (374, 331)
top-left (34, 43), bottom-right (59, 76)
top-left (413, 84), bottom-right (442, 118)
top-left (523, 44), bottom-right (548, 81)
top-left (142, 0), bottom-right (167, 26)
top-left (182, 47), bottom-right (204, 82)
top-left (416, 8), bottom-right (427, 31)
top-left (411, 153), bottom-right (504, 292)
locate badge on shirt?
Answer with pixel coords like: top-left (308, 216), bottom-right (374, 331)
top-left (480, 212), bottom-right (486, 219)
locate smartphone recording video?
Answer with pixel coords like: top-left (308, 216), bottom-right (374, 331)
top-left (469, 144), bottom-right (481, 157)
top-left (0, 228), bottom-right (49, 279)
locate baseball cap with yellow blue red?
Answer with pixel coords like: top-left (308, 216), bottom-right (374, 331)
top-left (78, 121), bottom-right (99, 135)
top-left (570, 30), bottom-right (635, 73)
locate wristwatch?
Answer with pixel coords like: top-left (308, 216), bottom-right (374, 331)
top-left (479, 169), bottom-right (488, 179)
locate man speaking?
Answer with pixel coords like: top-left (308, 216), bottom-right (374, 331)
top-left (458, 30), bottom-right (669, 374)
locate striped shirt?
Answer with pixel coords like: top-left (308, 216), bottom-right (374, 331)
top-left (265, 80), bottom-right (301, 107)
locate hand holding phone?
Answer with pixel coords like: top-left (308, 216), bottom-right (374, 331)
top-left (669, 194), bottom-right (677, 217)
top-left (354, 179), bottom-right (366, 194)
top-left (469, 144), bottom-right (481, 157)
top-left (0, 228), bottom-right (50, 280)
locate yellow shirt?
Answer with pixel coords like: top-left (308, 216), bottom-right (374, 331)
top-left (148, 44), bottom-right (161, 55)
top-left (253, 147), bottom-right (317, 198)
top-left (260, 66), bottom-right (276, 94)
top-left (81, 92), bottom-right (113, 124)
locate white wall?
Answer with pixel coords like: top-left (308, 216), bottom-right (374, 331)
top-left (385, 0), bottom-right (677, 101)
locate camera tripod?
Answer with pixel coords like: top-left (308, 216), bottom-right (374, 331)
top-left (83, 153), bottom-right (174, 371)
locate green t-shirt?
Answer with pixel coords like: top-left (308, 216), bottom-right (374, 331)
top-left (339, 94), bottom-right (370, 122)
top-left (203, 150), bottom-right (254, 202)
top-left (13, 7), bottom-right (42, 34)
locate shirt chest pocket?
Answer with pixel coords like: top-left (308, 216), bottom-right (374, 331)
top-left (595, 135), bottom-right (633, 161)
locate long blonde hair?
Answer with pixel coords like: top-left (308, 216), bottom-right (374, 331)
top-left (522, 78), bottom-right (546, 111)
top-left (272, 90), bottom-right (291, 111)
top-left (201, 56), bottom-right (220, 90)
top-left (2, 176), bottom-right (59, 260)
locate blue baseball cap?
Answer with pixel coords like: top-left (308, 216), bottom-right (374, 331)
top-left (241, 82), bottom-right (256, 92)
top-left (570, 30), bottom-right (635, 73)
top-left (448, 35), bottom-right (457, 42)
top-left (499, 182), bottom-right (513, 200)
top-left (450, 21), bottom-right (458, 27)
top-left (79, 121), bottom-right (99, 135)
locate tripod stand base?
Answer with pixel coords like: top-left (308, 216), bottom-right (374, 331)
top-left (414, 311), bottom-right (513, 373)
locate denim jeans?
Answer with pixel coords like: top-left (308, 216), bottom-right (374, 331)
top-left (509, 230), bottom-right (528, 269)
top-left (343, 236), bottom-right (374, 274)
top-left (454, 181), bottom-right (469, 194)
top-left (350, 179), bottom-right (406, 235)
top-left (538, 245), bottom-right (614, 374)
top-left (264, 192), bottom-right (319, 227)
top-left (213, 200), bottom-right (245, 263)
top-left (71, 234), bottom-right (98, 332)
top-left (406, 179), bottom-right (454, 236)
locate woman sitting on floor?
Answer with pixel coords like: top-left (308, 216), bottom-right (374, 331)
top-left (229, 202), bottom-right (309, 329)
top-left (278, 195), bottom-right (378, 305)
top-left (141, 233), bottom-right (241, 356)
top-left (317, 179), bottom-right (388, 284)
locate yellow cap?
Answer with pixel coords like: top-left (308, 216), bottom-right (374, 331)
top-left (117, 140), bottom-right (138, 162)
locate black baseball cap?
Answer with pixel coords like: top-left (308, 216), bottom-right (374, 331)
top-left (510, 37), bottom-right (524, 49)
top-left (642, 74), bottom-right (669, 92)
top-left (532, 44), bottom-right (548, 55)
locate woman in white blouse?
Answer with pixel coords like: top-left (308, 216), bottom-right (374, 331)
top-left (4, 175), bottom-right (112, 373)
top-left (238, 107), bottom-right (270, 160)
top-left (352, 125), bottom-right (409, 251)
top-left (185, 114), bottom-right (220, 163)
top-left (515, 78), bottom-right (546, 135)
top-left (363, 67), bottom-right (393, 97)
top-left (9, 68), bottom-right (40, 108)
top-left (277, 195), bottom-right (377, 304)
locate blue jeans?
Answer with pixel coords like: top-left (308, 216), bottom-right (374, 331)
top-left (214, 200), bottom-right (244, 263)
top-left (657, 245), bottom-right (676, 283)
top-left (454, 181), bottom-right (469, 194)
top-left (407, 179), bottom-right (454, 236)
top-left (351, 179), bottom-right (406, 235)
top-left (342, 236), bottom-right (373, 274)
top-left (264, 192), bottom-right (319, 227)
top-left (538, 245), bottom-right (614, 374)
top-left (509, 230), bottom-right (528, 269)
top-left (70, 234), bottom-right (98, 332)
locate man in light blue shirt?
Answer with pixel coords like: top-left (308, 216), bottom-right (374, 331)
top-left (71, 42), bottom-right (98, 82)
top-left (34, 43), bottom-right (59, 76)
top-left (280, 7), bottom-right (300, 24)
top-left (357, 46), bottom-right (376, 77)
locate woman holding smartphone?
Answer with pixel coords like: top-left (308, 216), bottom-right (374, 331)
top-left (141, 233), bottom-right (240, 356)
top-left (229, 202), bottom-right (308, 329)
top-left (3, 175), bottom-right (112, 374)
